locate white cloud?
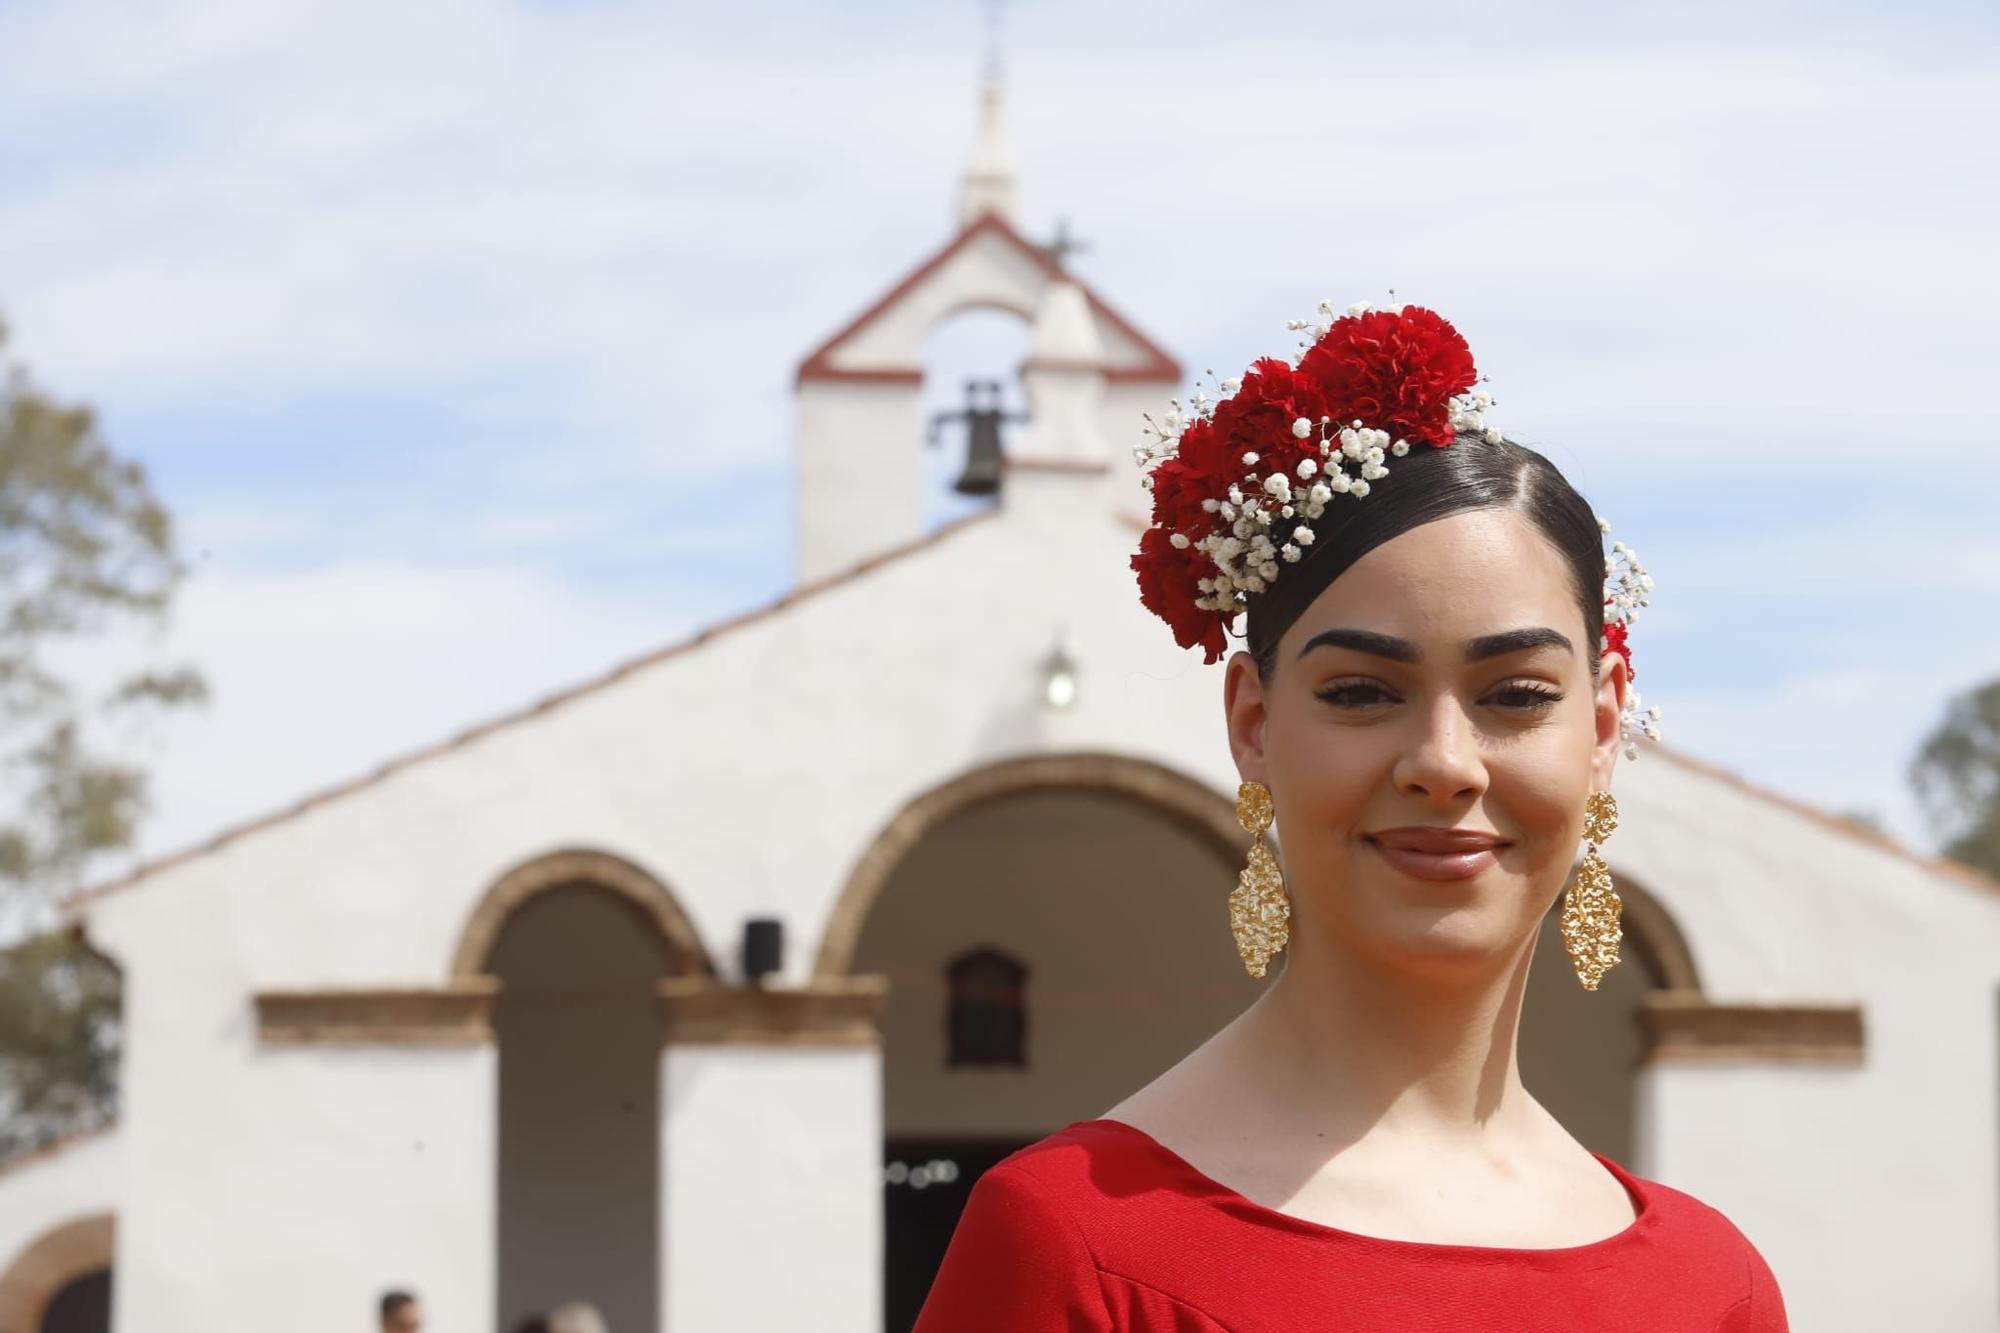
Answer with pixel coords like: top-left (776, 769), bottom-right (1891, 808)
top-left (2, 1), bottom-right (1994, 480)
top-left (2, 0), bottom-right (1995, 877)
top-left (71, 559), bottom-right (704, 869)
top-left (1666, 645), bottom-right (2000, 851)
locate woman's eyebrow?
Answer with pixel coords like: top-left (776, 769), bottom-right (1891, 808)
top-left (1297, 626), bottom-right (1574, 663)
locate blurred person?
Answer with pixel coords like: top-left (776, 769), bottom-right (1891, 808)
top-left (915, 304), bottom-right (1787, 1330)
top-left (378, 1290), bottom-right (422, 1333)
top-left (547, 1300), bottom-right (608, 1333)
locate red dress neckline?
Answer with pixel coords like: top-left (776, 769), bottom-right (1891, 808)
top-left (1069, 1117), bottom-right (1658, 1262)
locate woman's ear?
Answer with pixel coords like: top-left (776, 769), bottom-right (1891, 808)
top-left (1223, 649), bottom-right (1270, 786)
top-left (1591, 649), bottom-right (1630, 790)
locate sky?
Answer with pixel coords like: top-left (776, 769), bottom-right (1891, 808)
top-left (1, 0), bottom-right (1996, 885)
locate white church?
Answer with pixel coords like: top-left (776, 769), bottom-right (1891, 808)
top-left (2, 75), bottom-right (1998, 1333)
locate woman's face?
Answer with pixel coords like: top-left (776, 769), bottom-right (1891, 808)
top-left (1223, 506), bottom-right (1628, 978)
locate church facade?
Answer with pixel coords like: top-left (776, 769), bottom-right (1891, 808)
top-left (2, 79), bottom-right (1998, 1333)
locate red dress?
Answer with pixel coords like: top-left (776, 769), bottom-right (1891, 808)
top-left (914, 1119), bottom-right (1788, 1332)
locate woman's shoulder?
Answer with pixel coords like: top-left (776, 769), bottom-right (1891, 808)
top-left (911, 1122), bottom-right (1172, 1332)
top-left (1615, 1159), bottom-right (1771, 1246)
top-left (1605, 1159), bottom-right (1789, 1324)
top-left (990, 1118), bottom-right (1176, 1197)
top-left (965, 1120), bottom-right (1150, 1223)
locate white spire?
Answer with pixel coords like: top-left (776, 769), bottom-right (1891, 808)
top-left (1025, 278), bottom-right (1102, 368)
top-left (958, 75), bottom-right (1017, 226)
top-left (1014, 277), bottom-right (1109, 465)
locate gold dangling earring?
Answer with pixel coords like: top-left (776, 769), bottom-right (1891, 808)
top-left (1229, 780), bottom-right (1291, 978)
top-left (1561, 790), bottom-right (1624, 991)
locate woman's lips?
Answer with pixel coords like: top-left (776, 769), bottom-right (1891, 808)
top-left (1364, 830), bottom-right (1507, 882)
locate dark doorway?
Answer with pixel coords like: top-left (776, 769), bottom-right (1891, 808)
top-left (41, 1268), bottom-right (110, 1333)
top-left (884, 1135), bottom-right (1032, 1332)
top-left (491, 885), bottom-right (671, 1332)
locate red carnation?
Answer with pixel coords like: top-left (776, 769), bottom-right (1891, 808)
top-left (1146, 457), bottom-right (1210, 537)
top-left (1170, 415), bottom-right (1234, 490)
top-left (1603, 617), bottom-right (1634, 680)
top-left (1207, 357), bottom-right (1326, 486)
top-left (1132, 526), bottom-right (1227, 663)
top-left (1297, 306), bottom-right (1476, 448)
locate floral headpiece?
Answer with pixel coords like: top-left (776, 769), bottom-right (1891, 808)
top-left (1129, 299), bottom-right (1663, 759)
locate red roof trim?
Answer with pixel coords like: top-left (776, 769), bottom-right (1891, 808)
top-left (1645, 743), bottom-right (2000, 902)
top-left (796, 212), bottom-right (1182, 386)
top-left (0, 1123), bottom-right (113, 1180)
top-left (797, 367), bottom-right (924, 385)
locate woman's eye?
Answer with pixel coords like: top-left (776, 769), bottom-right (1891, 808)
top-left (1314, 683), bottom-right (1397, 708)
top-left (1489, 684), bottom-right (1564, 710)
top-left (1312, 683), bottom-right (1565, 710)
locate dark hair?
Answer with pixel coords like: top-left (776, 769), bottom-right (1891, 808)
top-left (1245, 433), bottom-right (1605, 679)
top-left (381, 1291), bottom-right (417, 1319)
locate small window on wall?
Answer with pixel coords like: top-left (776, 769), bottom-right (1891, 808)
top-left (946, 947), bottom-right (1029, 1068)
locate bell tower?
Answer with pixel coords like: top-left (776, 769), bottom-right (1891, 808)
top-left (789, 40), bottom-right (1181, 585)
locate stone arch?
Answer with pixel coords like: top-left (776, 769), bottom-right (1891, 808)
top-left (814, 751), bottom-right (1242, 980)
top-left (0, 1213), bottom-right (113, 1333)
top-left (1602, 860), bottom-right (1703, 993)
top-left (451, 847), bottom-right (714, 981)
top-left (814, 752), bottom-right (1707, 1000)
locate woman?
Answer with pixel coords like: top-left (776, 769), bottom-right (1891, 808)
top-left (912, 304), bottom-right (1786, 1330)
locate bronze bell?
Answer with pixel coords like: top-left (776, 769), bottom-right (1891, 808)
top-left (954, 401), bottom-right (1006, 495)
top-left (927, 379), bottom-right (1022, 497)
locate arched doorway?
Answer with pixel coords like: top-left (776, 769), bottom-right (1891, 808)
top-left (454, 850), bottom-right (711, 1333)
top-left (1521, 869), bottom-right (1695, 1165)
top-left (826, 756), bottom-right (1707, 1329)
top-left (38, 1269), bottom-right (108, 1333)
top-left (0, 1213), bottom-right (113, 1333)
top-left (825, 754), bottom-right (1248, 1331)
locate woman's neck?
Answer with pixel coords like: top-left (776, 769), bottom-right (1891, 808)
top-left (1236, 931), bottom-right (1549, 1154)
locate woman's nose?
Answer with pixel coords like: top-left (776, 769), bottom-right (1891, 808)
top-left (1390, 695), bottom-right (1488, 804)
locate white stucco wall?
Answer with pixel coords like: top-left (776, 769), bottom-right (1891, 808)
top-left (661, 1046), bottom-right (880, 1332)
top-left (1612, 742), bottom-right (2000, 1330)
top-left (796, 380), bottom-right (928, 583)
top-left (66, 452), bottom-right (2000, 1330)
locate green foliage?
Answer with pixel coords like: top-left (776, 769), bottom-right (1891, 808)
top-left (0, 929), bottom-right (120, 1158)
top-left (1909, 678), bottom-right (2000, 880)
top-left (0, 314), bottom-right (209, 1158)
top-left (0, 315), bottom-right (209, 902)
